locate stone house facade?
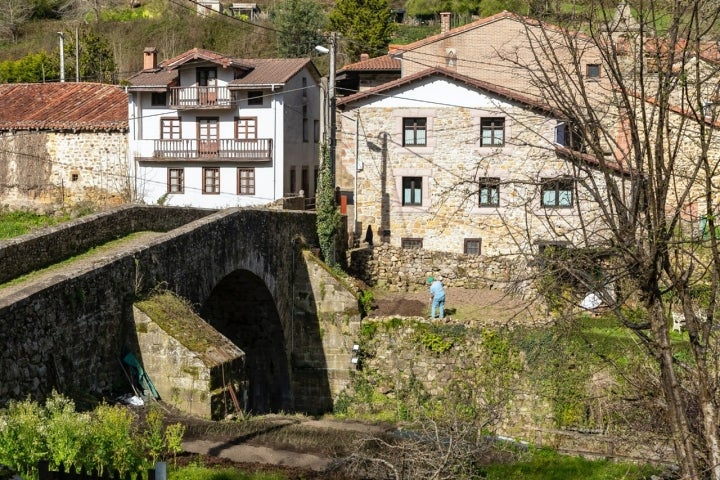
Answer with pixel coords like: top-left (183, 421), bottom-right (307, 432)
top-left (0, 83), bottom-right (129, 212)
top-left (337, 68), bottom-right (626, 256)
top-left (127, 48), bottom-right (322, 209)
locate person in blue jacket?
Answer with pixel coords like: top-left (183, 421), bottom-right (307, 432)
top-left (427, 276), bottom-right (446, 319)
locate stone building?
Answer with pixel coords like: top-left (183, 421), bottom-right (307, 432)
top-left (337, 67), bottom-right (628, 256)
top-left (0, 83), bottom-right (129, 211)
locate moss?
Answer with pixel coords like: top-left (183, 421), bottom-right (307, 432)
top-left (135, 290), bottom-right (215, 354)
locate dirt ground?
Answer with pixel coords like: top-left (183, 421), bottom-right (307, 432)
top-left (367, 286), bottom-right (541, 325)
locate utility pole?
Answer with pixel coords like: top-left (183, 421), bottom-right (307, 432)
top-left (328, 32), bottom-right (337, 189)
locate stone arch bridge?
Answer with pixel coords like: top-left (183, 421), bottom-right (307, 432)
top-left (0, 206), bottom-right (359, 415)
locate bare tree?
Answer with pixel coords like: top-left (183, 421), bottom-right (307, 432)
top-left (0, 0), bottom-right (32, 43)
top-left (336, 399), bottom-right (505, 480)
top-left (491, 2), bottom-right (720, 477)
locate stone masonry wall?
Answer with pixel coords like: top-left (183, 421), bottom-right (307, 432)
top-left (0, 131), bottom-right (128, 211)
top-left (132, 306), bottom-right (245, 420)
top-left (349, 243), bottom-right (527, 292)
top-left (0, 205), bottom-right (214, 284)
top-left (291, 251), bottom-right (361, 412)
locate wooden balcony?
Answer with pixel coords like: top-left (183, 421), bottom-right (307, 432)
top-left (151, 138), bottom-right (272, 162)
top-left (169, 86), bottom-right (232, 109)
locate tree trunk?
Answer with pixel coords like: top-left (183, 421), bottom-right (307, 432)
top-left (650, 304), bottom-right (700, 479)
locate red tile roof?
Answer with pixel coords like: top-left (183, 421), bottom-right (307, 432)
top-left (0, 83), bottom-right (127, 132)
top-left (231, 58), bottom-right (319, 86)
top-left (339, 55), bottom-right (400, 72)
top-left (161, 47), bottom-right (253, 70)
top-left (126, 48), bottom-right (319, 89)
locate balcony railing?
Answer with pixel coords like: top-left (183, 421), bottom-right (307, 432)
top-left (169, 86), bottom-right (232, 109)
top-left (153, 138), bottom-right (272, 161)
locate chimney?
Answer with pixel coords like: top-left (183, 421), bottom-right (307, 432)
top-left (143, 47), bottom-right (158, 70)
top-left (360, 53), bottom-right (369, 61)
top-left (440, 12), bottom-right (451, 34)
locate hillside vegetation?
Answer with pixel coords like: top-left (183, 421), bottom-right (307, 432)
top-left (0, 0), bottom-right (624, 82)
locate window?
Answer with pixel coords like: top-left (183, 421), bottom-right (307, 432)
top-left (238, 168), bottom-right (255, 195)
top-left (197, 117), bottom-right (219, 156)
top-left (248, 90), bottom-right (263, 105)
top-left (161, 118), bottom-right (180, 139)
top-left (236, 117), bottom-right (257, 139)
top-left (203, 167), bottom-right (220, 194)
top-left (403, 118), bottom-right (427, 146)
top-left (196, 67), bottom-right (217, 86)
top-left (402, 176), bottom-right (422, 206)
top-left (541, 178), bottom-right (574, 207)
top-left (71, 173), bottom-right (79, 182)
top-left (464, 238), bottom-right (482, 255)
top-left (303, 118), bottom-right (309, 142)
top-left (314, 120), bottom-right (320, 143)
top-left (289, 167), bottom-right (296, 194)
top-left (480, 118), bottom-right (505, 146)
top-left (586, 64), bottom-right (601, 79)
top-left (401, 238), bottom-right (423, 249)
top-left (478, 177), bottom-right (500, 207)
top-left (555, 122), bottom-right (584, 151)
top-left (168, 168), bottom-right (184, 193)
top-left (151, 92), bottom-right (167, 106)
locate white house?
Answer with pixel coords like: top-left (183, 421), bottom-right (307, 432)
top-left (126, 47), bottom-right (321, 209)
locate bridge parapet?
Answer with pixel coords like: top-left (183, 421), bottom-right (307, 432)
top-left (0, 205), bottom-right (214, 284)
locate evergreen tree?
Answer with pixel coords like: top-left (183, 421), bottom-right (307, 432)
top-left (316, 143), bottom-right (340, 266)
top-left (271, 0), bottom-right (327, 58)
top-left (328, 0), bottom-right (396, 61)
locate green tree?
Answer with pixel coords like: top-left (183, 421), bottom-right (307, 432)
top-left (0, 51), bottom-right (57, 83)
top-left (328, 0), bottom-right (396, 61)
top-left (51, 29), bottom-right (116, 82)
top-left (316, 143), bottom-right (340, 265)
top-left (271, 0), bottom-right (327, 58)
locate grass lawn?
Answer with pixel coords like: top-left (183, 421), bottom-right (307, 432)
top-left (0, 210), bottom-right (71, 239)
top-left (480, 448), bottom-right (661, 479)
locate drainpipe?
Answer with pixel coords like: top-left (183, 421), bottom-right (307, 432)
top-left (354, 113), bottom-right (359, 240)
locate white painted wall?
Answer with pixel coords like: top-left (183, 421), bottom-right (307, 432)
top-left (128, 64), bottom-right (321, 209)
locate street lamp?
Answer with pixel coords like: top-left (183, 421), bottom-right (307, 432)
top-left (57, 32), bottom-right (65, 83)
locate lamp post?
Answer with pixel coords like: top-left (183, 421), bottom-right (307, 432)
top-left (57, 32), bottom-right (65, 83)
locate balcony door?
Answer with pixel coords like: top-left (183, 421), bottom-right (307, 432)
top-left (197, 117), bottom-right (219, 157)
top-left (197, 68), bottom-right (218, 105)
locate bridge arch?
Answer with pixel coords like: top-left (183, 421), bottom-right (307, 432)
top-left (200, 269), bottom-right (291, 414)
